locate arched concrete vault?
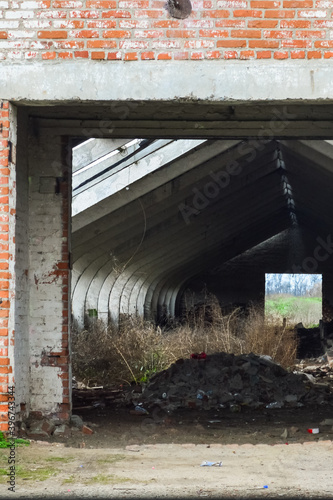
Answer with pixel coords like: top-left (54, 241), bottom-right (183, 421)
top-left (72, 137), bottom-right (333, 327)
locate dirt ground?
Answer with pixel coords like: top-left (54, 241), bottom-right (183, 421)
top-left (1, 358), bottom-right (333, 498)
top-left (1, 436), bottom-right (333, 498)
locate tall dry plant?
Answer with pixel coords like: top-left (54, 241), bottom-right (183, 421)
top-left (71, 298), bottom-right (298, 387)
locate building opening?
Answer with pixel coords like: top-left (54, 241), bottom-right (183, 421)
top-left (265, 273), bottom-right (322, 328)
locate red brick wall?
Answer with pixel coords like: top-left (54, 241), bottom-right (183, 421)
top-left (0, 100), bottom-right (13, 432)
top-left (0, 0), bottom-right (332, 60)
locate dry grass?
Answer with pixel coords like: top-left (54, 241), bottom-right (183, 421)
top-left (72, 297), bottom-right (298, 387)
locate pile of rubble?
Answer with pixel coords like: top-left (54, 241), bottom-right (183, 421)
top-left (139, 352), bottom-right (333, 412)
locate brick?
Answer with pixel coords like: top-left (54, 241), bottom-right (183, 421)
top-left (118, 0), bottom-right (149, 5)
top-left (87, 0), bottom-right (117, 6)
top-left (323, 50), bottom-right (333, 56)
top-left (157, 52), bottom-right (172, 59)
top-left (249, 39), bottom-right (280, 46)
top-left (174, 50), bottom-right (189, 59)
top-left (58, 51), bottom-right (73, 58)
top-left (314, 20), bottom-right (333, 26)
top-left (315, 40), bottom-right (333, 46)
top-left (82, 425), bottom-right (94, 434)
top-left (107, 51), bottom-right (121, 59)
top-left (54, 40), bottom-right (84, 48)
top-left (103, 30), bottom-right (131, 37)
top-left (91, 51), bottom-right (105, 59)
top-left (224, 50), bottom-right (238, 57)
top-left (54, 20), bottom-right (85, 28)
top-left (166, 30), bottom-right (196, 37)
top-left (102, 10), bottom-right (131, 18)
top-left (70, 10), bottom-right (99, 18)
top-left (70, 30), bottom-right (99, 38)
top-left (298, 9), bottom-right (327, 16)
top-left (296, 29), bottom-right (325, 36)
top-left (248, 20), bottom-right (278, 27)
top-left (217, 39), bottom-right (246, 46)
top-left (282, 39), bottom-right (311, 46)
top-left (274, 50), bottom-right (289, 58)
top-left (0, 366), bottom-right (11, 373)
top-left (265, 9), bottom-right (295, 16)
top-left (191, 51), bottom-right (204, 59)
top-left (53, 0), bottom-right (83, 6)
top-left (199, 28), bottom-right (229, 37)
top-left (206, 50), bottom-right (221, 58)
top-left (135, 9), bottom-right (164, 17)
top-left (231, 29), bottom-right (261, 37)
top-left (215, 19), bottom-right (246, 26)
top-left (87, 40), bottom-right (117, 48)
top-left (263, 29), bottom-right (293, 37)
top-left (141, 51), bottom-right (155, 59)
top-left (87, 21), bottom-right (117, 28)
top-left (202, 9), bottom-right (230, 16)
top-left (134, 29), bottom-right (163, 37)
top-left (74, 50), bottom-right (89, 58)
top-left (153, 20), bottom-right (180, 27)
top-left (0, 32), bottom-right (7, 39)
top-left (281, 20), bottom-right (311, 27)
top-left (308, 49), bottom-right (322, 57)
top-left (234, 9), bottom-right (263, 16)
top-left (283, 0), bottom-right (313, 4)
top-left (251, 0), bottom-right (279, 5)
top-left (37, 30), bottom-right (67, 38)
top-left (240, 49), bottom-right (255, 58)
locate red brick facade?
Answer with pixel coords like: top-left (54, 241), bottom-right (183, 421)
top-left (0, 100), bottom-right (13, 432)
top-left (0, 0), bottom-right (332, 60)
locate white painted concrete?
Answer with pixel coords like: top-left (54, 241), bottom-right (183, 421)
top-left (2, 61), bottom-right (333, 103)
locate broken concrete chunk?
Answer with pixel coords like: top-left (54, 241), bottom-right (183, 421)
top-left (70, 414), bottom-right (84, 429)
top-left (53, 424), bottom-right (71, 438)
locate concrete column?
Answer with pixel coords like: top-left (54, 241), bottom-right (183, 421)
top-left (26, 128), bottom-right (71, 421)
top-left (322, 273), bottom-right (333, 322)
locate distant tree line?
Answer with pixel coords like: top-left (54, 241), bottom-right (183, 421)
top-left (265, 274), bottom-right (322, 297)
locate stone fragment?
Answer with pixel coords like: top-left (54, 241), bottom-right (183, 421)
top-left (27, 421), bottom-right (49, 439)
top-left (70, 414), bottom-right (84, 429)
top-left (53, 424), bottom-right (71, 438)
top-left (281, 428), bottom-right (288, 439)
top-left (41, 419), bottom-right (56, 435)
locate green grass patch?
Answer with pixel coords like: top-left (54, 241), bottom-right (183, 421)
top-left (97, 454), bottom-right (126, 464)
top-left (265, 295), bottom-right (322, 327)
top-left (45, 456), bottom-right (74, 463)
top-left (16, 465), bottom-right (59, 481)
top-left (85, 473), bottom-right (132, 485)
top-left (62, 474), bottom-right (76, 484)
top-left (0, 432), bottom-right (30, 448)
top-left (0, 465), bottom-right (58, 483)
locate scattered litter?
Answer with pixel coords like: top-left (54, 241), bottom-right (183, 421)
top-left (266, 402), bottom-right (283, 409)
top-left (208, 420), bottom-right (221, 424)
top-left (191, 352), bottom-right (207, 360)
top-left (307, 428), bottom-right (320, 434)
top-left (200, 461), bottom-right (223, 467)
top-left (130, 405), bottom-right (149, 415)
top-left (281, 428), bottom-right (288, 439)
